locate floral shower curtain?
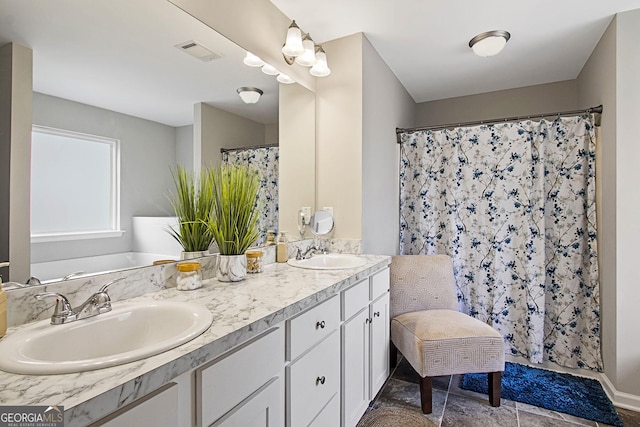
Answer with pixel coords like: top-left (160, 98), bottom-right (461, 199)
top-left (222, 146), bottom-right (278, 245)
top-left (399, 115), bottom-right (602, 371)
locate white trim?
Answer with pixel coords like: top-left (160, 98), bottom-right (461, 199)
top-left (31, 230), bottom-right (125, 243)
top-left (600, 373), bottom-right (640, 412)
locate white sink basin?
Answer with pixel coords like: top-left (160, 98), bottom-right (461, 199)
top-left (287, 254), bottom-right (367, 270)
top-left (0, 301), bottom-right (213, 375)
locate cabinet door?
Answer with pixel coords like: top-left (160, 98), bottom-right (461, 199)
top-left (341, 308), bottom-right (370, 427)
top-left (212, 377), bottom-right (283, 427)
top-left (370, 292), bottom-right (390, 399)
top-left (95, 383), bottom-right (179, 427)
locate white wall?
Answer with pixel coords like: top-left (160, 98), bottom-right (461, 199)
top-left (279, 83), bottom-right (315, 239)
top-left (31, 93), bottom-right (176, 263)
top-left (0, 43), bottom-right (32, 282)
top-left (361, 36), bottom-right (415, 254)
top-left (316, 34), bottom-right (364, 240)
top-left (613, 9), bottom-right (640, 398)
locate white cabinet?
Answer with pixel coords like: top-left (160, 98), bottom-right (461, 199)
top-left (286, 295), bottom-right (341, 427)
top-left (341, 268), bottom-right (390, 427)
top-left (91, 383), bottom-right (179, 427)
top-left (197, 325), bottom-right (285, 427)
top-left (211, 377), bottom-right (283, 427)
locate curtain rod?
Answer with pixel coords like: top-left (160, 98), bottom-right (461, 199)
top-left (220, 143), bottom-right (279, 154)
top-left (396, 105), bottom-right (603, 143)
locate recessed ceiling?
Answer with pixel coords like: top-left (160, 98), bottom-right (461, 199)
top-left (271, 0), bottom-right (640, 102)
top-left (0, 0), bottom-right (279, 127)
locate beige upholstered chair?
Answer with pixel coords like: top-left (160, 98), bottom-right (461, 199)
top-left (389, 255), bottom-right (505, 414)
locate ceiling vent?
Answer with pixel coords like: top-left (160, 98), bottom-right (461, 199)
top-left (175, 40), bottom-right (222, 62)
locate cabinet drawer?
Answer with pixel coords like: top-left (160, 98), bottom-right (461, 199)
top-left (287, 330), bottom-right (340, 427)
top-left (287, 295), bottom-right (339, 361)
top-left (342, 279), bottom-right (369, 321)
top-left (197, 325), bottom-right (284, 427)
top-left (370, 268), bottom-right (390, 301)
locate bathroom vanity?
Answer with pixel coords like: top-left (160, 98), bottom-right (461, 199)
top-left (0, 255), bottom-right (390, 427)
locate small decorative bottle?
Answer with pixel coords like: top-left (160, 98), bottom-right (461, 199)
top-left (266, 230), bottom-right (276, 246)
top-left (276, 232), bottom-right (288, 263)
top-left (176, 261), bottom-right (202, 290)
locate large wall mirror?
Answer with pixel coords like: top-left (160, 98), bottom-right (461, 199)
top-left (0, 0), bottom-right (316, 287)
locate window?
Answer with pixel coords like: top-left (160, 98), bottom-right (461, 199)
top-left (30, 126), bottom-right (121, 242)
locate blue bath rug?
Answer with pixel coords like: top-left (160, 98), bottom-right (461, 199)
top-left (461, 362), bottom-right (622, 426)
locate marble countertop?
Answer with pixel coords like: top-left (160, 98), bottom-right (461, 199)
top-left (0, 254), bottom-right (390, 426)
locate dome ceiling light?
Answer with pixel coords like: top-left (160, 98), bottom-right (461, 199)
top-left (469, 30), bottom-right (511, 57)
top-left (236, 87), bottom-right (263, 104)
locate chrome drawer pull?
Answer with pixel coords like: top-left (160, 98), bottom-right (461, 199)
top-left (316, 376), bottom-right (326, 385)
top-left (374, 311), bottom-right (381, 317)
top-left (316, 320), bottom-right (326, 329)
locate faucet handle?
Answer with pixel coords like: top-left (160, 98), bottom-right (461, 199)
top-left (99, 278), bottom-right (125, 293)
top-left (35, 292), bottom-right (75, 324)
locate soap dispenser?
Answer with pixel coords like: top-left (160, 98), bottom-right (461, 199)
top-left (0, 262), bottom-right (8, 339)
top-left (276, 232), bottom-right (288, 263)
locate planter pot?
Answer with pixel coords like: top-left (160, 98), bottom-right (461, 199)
top-left (181, 250), bottom-right (208, 260)
top-left (217, 255), bottom-right (247, 282)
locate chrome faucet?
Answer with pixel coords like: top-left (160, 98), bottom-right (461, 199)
top-left (35, 278), bottom-right (124, 325)
top-left (295, 240), bottom-right (328, 260)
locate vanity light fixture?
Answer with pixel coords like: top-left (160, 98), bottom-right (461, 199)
top-left (469, 30), bottom-right (511, 57)
top-left (276, 73), bottom-right (295, 84)
top-left (282, 20), bottom-right (305, 57)
top-left (243, 52), bottom-right (264, 67)
top-left (237, 87), bottom-right (263, 104)
top-left (282, 20), bottom-right (331, 77)
top-left (261, 63), bottom-right (280, 76)
top-left (309, 46), bottom-right (331, 77)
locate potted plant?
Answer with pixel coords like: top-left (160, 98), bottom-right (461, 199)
top-left (167, 165), bottom-right (215, 259)
top-left (208, 164), bottom-right (262, 281)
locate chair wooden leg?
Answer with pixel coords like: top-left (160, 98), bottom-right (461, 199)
top-left (390, 341), bottom-right (398, 370)
top-left (488, 371), bottom-right (501, 407)
top-left (419, 376), bottom-right (433, 414)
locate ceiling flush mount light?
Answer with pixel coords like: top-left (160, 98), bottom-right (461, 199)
top-left (469, 30), bottom-right (511, 57)
top-left (282, 20), bottom-right (331, 77)
top-left (237, 87), bottom-right (263, 104)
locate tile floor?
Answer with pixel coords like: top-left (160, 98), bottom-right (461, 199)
top-left (365, 357), bottom-right (640, 427)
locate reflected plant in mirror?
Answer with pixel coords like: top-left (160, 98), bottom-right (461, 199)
top-left (0, 0), bottom-right (321, 288)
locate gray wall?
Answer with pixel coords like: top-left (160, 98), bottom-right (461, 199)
top-left (415, 80), bottom-right (578, 126)
top-left (196, 103), bottom-right (265, 169)
top-left (176, 124), bottom-right (194, 170)
top-left (31, 93), bottom-right (177, 263)
top-left (362, 35), bottom-right (415, 255)
top-left (577, 16), bottom-right (618, 392)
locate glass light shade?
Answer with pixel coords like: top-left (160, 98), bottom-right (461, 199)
top-left (471, 36), bottom-right (506, 57)
top-left (261, 63), bottom-right (280, 75)
top-left (237, 87), bottom-right (263, 104)
top-left (309, 51), bottom-right (331, 77)
top-left (282, 22), bottom-right (304, 57)
top-left (276, 73), bottom-right (295, 84)
top-left (243, 52), bottom-right (264, 67)
top-left (295, 39), bottom-right (317, 66)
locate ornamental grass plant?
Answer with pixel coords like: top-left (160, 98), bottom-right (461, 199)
top-left (167, 165), bottom-right (215, 253)
top-left (208, 164), bottom-right (262, 255)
